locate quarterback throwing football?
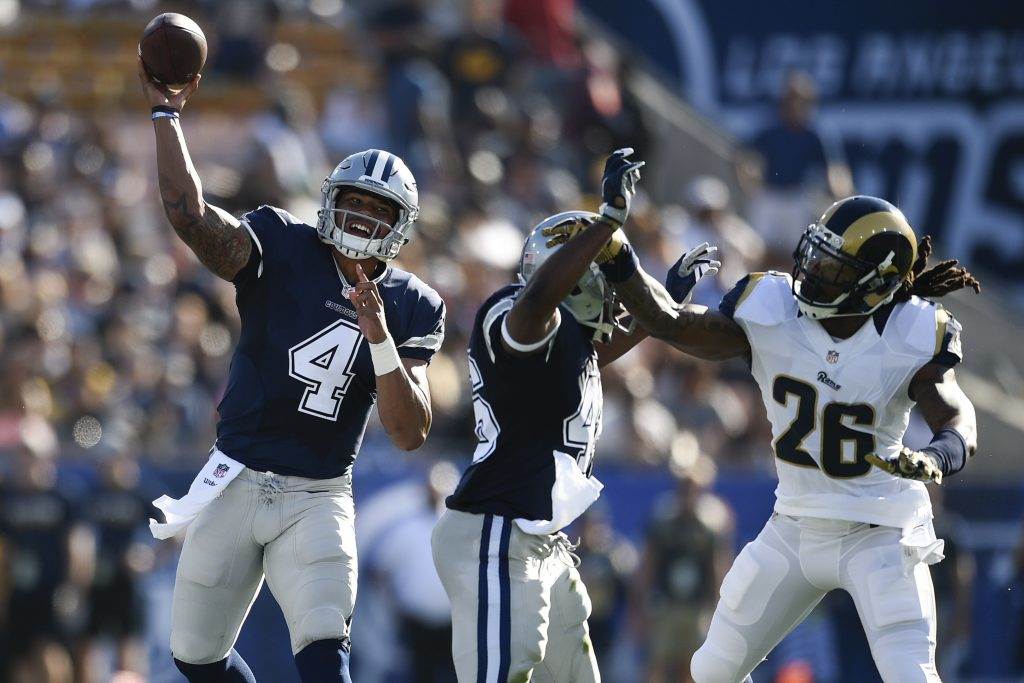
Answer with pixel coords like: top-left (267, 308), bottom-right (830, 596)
top-left (558, 187), bottom-right (980, 682)
top-left (140, 63), bottom-right (444, 682)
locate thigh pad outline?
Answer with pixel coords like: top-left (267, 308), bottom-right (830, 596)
top-left (718, 538), bottom-right (790, 626)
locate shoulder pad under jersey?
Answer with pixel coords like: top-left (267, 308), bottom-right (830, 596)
top-left (720, 271), bottom-right (798, 327)
top-left (886, 297), bottom-right (964, 366)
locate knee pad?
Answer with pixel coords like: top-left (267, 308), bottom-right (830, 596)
top-left (171, 634), bottom-right (230, 668)
top-left (293, 607), bottom-right (350, 653)
top-left (691, 646), bottom-right (741, 683)
top-left (871, 632), bottom-right (940, 683)
top-left (690, 622), bottom-right (749, 683)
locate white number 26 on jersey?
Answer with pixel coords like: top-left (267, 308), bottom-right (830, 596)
top-left (289, 319), bottom-right (362, 421)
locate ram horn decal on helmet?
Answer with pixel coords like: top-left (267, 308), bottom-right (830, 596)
top-left (316, 148), bottom-right (420, 261)
top-left (791, 195), bottom-right (918, 319)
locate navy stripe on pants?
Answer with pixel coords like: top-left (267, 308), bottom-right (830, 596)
top-left (496, 520), bottom-right (512, 682)
top-left (476, 514), bottom-right (493, 682)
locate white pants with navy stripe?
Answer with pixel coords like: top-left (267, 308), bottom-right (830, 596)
top-left (691, 514), bottom-right (939, 683)
top-left (432, 509), bottom-right (600, 683)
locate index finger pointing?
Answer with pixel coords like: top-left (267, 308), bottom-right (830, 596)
top-left (355, 262), bottom-right (368, 283)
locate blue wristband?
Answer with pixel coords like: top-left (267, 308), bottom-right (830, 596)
top-left (921, 428), bottom-right (968, 477)
top-left (599, 242), bottom-right (639, 283)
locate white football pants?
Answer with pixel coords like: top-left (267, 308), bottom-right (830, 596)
top-left (691, 513), bottom-right (940, 683)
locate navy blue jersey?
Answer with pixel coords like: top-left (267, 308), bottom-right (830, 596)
top-left (85, 487), bottom-right (153, 586)
top-left (216, 206), bottom-right (445, 479)
top-left (0, 488), bottom-right (74, 591)
top-left (446, 284), bottom-right (602, 521)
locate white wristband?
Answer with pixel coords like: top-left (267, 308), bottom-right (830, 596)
top-left (368, 336), bottom-right (402, 376)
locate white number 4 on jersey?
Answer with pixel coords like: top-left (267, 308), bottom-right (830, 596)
top-left (289, 319), bottom-right (362, 421)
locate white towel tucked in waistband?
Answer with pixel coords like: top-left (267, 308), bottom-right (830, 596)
top-left (899, 521), bottom-right (945, 576)
top-left (149, 449), bottom-right (244, 540)
top-left (514, 450), bottom-right (603, 536)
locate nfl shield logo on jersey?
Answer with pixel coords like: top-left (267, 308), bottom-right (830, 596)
top-left (826, 350), bottom-right (839, 364)
top-left (213, 463), bottom-right (230, 478)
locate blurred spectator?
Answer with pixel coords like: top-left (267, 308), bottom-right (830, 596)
top-left (239, 89), bottom-right (329, 211)
top-left (633, 448), bottom-right (733, 683)
top-left (502, 0), bottom-right (580, 71)
top-left (929, 486), bottom-right (974, 681)
top-left (369, 462), bottom-right (459, 683)
top-left (574, 508), bottom-right (638, 675)
top-left (367, 0), bottom-right (442, 164)
top-left (210, 0), bottom-right (277, 80)
top-left (440, 0), bottom-right (521, 137)
top-left (0, 450), bottom-right (93, 682)
top-left (675, 176), bottom-right (765, 295)
top-left (79, 454), bottom-right (155, 683)
top-left (742, 71), bottom-right (852, 264)
top-left (564, 39), bottom-right (650, 168)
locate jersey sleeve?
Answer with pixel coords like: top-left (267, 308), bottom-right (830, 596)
top-left (396, 284), bottom-right (446, 363)
top-left (233, 205), bottom-right (302, 290)
top-left (477, 294), bottom-right (574, 374)
top-left (718, 274), bottom-right (756, 320)
top-left (931, 307), bottom-right (964, 368)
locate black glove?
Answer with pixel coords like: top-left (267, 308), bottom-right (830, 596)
top-left (599, 147), bottom-right (644, 227)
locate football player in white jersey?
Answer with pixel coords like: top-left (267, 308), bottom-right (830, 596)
top-left (546, 193), bottom-right (980, 682)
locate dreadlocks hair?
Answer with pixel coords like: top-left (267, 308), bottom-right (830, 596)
top-left (894, 235), bottom-right (982, 303)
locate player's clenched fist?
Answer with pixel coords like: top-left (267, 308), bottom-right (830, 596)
top-left (348, 262), bottom-right (389, 343)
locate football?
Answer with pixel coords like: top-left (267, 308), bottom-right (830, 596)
top-left (138, 13), bottom-right (207, 89)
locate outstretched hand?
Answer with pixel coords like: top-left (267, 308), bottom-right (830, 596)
top-left (137, 56), bottom-right (200, 111)
top-left (665, 242), bottom-right (721, 303)
top-left (348, 262), bottom-right (389, 343)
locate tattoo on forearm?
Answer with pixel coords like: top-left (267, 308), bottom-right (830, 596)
top-left (613, 268), bottom-right (749, 360)
top-left (159, 174), bottom-right (250, 281)
top-left (614, 271), bottom-right (679, 337)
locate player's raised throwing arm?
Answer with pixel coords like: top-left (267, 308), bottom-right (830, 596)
top-left (138, 58), bottom-right (251, 281)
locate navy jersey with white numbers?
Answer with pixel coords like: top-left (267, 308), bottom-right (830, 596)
top-left (446, 284), bottom-right (603, 522)
top-left (216, 205), bottom-right (445, 479)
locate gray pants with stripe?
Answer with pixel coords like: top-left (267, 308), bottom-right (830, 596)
top-left (431, 509), bottom-right (600, 683)
top-left (170, 468), bottom-right (357, 664)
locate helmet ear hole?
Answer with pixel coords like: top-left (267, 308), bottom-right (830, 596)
top-left (571, 285), bottom-right (583, 295)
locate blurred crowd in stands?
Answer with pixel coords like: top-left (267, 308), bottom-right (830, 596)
top-left (0, 1), bottom-right (934, 682)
